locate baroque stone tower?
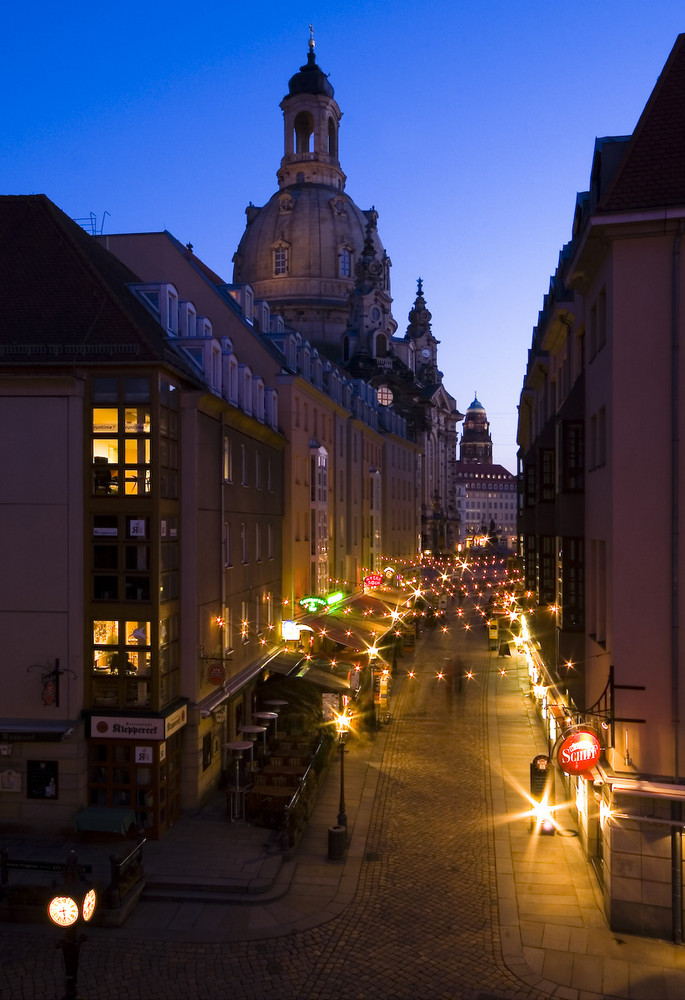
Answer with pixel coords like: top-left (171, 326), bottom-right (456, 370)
top-left (459, 395), bottom-right (493, 464)
top-left (232, 29), bottom-right (393, 356)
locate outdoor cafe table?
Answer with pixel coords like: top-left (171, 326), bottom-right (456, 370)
top-left (246, 783), bottom-right (295, 826)
top-left (238, 724), bottom-right (267, 763)
top-left (261, 699), bottom-right (288, 735)
top-left (252, 711), bottom-right (278, 747)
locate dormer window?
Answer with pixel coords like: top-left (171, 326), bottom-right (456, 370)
top-left (240, 365), bottom-right (253, 415)
top-left (179, 301), bottom-right (196, 338)
top-left (167, 291), bottom-right (178, 334)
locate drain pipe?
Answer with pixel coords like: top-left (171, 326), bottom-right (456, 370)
top-left (671, 221), bottom-right (684, 944)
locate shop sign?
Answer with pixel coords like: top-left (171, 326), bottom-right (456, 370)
top-left (364, 573), bottom-right (383, 589)
top-left (90, 705), bottom-right (187, 741)
top-left (557, 730), bottom-right (601, 774)
top-left (298, 595), bottom-right (327, 613)
top-left (164, 705), bottom-right (187, 738)
top-left (207, 662), bottom-right (226, 686)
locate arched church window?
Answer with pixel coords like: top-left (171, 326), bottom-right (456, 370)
top-left (375, 333), bottom-right (388, 358)
top-left (294, 111), bottom-right (314, 154)
top-left (341, 335), bottom-right (350, 363)
top-left (327, 117), bottom-right (337, 158)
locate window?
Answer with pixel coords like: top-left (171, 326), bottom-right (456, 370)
top-left (241, 444), bottom-right (247, 485)
top-left (540, 450), bottom-right (555, 502)
top-left (224, 522), bottom-right (232, 567)
top-left (339, 248), bottom-right (351, 277)
top-left (91, 381), bottom-right (152, 497)
top-left (223, 436), bottom-right (233, 482)
top-left (92, 515), bottom-right (153, 603)
top-left (560, 537), bottom-right (584, 630)
top-left (558, 421), bottom-right (584, 492)
top-left (91, 618), bottom-right (151, 709)
top-left (274, 246), bottom-right (289, 276)
top-left (524, 463), bottom-right (537, 508)
top-left (539, 536), bottom-right (555, 604)
top-left (240, 523), bottom-right (247, 564)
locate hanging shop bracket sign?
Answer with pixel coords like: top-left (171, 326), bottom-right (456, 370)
top-left (556, 728), bottom-right (601, 775)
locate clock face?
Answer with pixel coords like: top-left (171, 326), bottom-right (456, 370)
top-left (82, 888), bottom-right (97, 922)
top-left (48, 895), bottom-right (79, 927)
top-left (421, 348), bottom-right (431, 359)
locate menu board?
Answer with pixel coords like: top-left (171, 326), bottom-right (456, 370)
top-left (26, 760), bottom-right (58, 799)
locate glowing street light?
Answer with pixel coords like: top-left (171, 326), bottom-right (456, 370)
top-left (333, 708), bottom-right (353, 829)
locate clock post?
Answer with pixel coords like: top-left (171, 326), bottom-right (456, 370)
top-left (47, 850), bottom-right (97, 1000)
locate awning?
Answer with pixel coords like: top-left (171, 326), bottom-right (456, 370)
top-left (261, 650), bottom-right (306, 675)
top-left (303, 615), bottom-right (378, 649)
top-left (0, 720), bottom-right (74, 742)
top-left (296, 667), bottom-right (351, 693)
top-left (198, 646), bottom-right (297, 718)
top-left (75, 806), bottom-right (137, 835)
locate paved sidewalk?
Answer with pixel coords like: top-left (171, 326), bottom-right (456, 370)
top-left (487, 654), bottom-right (685, 999)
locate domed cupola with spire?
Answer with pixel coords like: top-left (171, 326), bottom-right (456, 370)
top-left (404, 278), bottom-right (440, 379)
top-left (232, 27), bottom-right (392, 350)
top-left (460, 394), bottom-right (493, 463)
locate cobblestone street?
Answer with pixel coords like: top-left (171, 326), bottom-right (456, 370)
top-left (0, 620), bottom-right (562, 1000)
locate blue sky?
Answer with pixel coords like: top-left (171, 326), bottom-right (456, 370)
top-left (3, 2), bottom-right (683, 471)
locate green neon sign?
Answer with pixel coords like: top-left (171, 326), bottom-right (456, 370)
top-left (298, 596), bottom-right (327, 613)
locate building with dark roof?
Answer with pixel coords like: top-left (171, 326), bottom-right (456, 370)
top-left (0, 194), bottom-right (286, 836)
top-left (517, 34), bottom-right (685, 939)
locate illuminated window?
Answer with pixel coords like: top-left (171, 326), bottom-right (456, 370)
top-left (91, 618), bottom-right (151, 709)
top-left (91, 379), bottom-right (151, 496)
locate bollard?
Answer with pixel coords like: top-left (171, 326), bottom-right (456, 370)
top-left (328, 825), bottom-right (347, 860)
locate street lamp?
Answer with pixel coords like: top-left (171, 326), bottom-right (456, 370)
top-left (47, 850), bottom-right (97, 1000)
top-left (334, 708), bottom-right (353, 829)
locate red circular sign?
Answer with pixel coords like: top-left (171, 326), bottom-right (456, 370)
top-left (557, 730), bottom-right (601, 774)
top-left (207, 663), bottom-right (226, 686)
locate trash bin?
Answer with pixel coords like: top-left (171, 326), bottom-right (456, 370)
top-left (328, 824), bottom-right (347, 860)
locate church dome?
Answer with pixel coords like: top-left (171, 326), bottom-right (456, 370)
top-left (287, 50), bottom-right (335, 98)
top-left (232, 38), bottom-right (391, 345)
top-left (467, 395), bottom-right (485, 412)
top-left (233, 189), bottom-right (385, 339)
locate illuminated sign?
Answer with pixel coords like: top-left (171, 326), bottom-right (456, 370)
top-left (281, 620), bottom-right (300, 640)
top-left (298, 596), bottom-right (327, 613)
top-left (326, 591), bottom-right (344, 606)
top-left (364, 573), bottom-right (383, 589)
top-left (557, 730), bottom-right (601, 774)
